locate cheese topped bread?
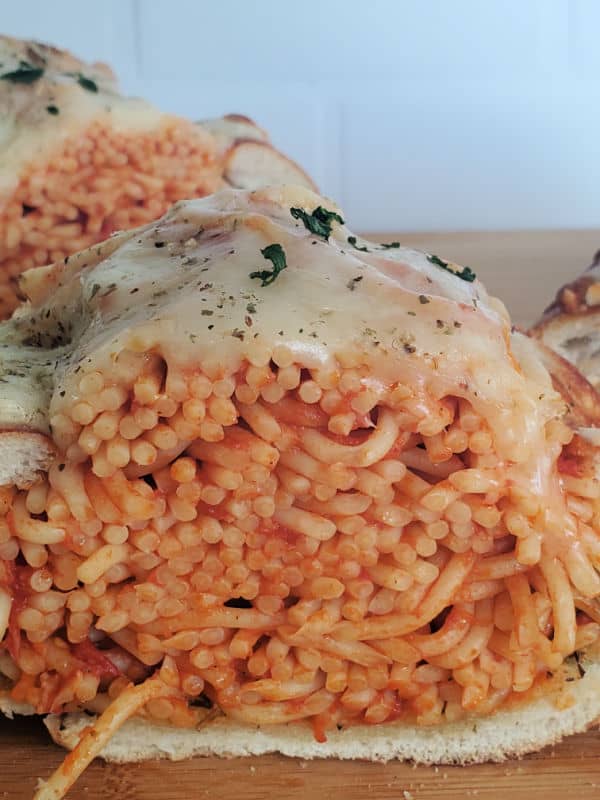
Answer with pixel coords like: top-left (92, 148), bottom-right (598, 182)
top-left (0, 36), bottom-right (315, 320)
top-left (0, 186), bottom-right (599, 798)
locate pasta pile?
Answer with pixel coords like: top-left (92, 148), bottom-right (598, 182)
top-left (1, 335), bottom-right (599, 733)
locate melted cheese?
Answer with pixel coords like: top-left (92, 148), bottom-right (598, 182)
top-left (1, 185), bottom-right (565, 481)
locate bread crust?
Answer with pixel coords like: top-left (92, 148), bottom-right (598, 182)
top-left (2, 649), bottom-right (599, 766)
top-left (531, 250), bottom-right (600, 390)
top-left (525, 336), bottom-right (600, 428)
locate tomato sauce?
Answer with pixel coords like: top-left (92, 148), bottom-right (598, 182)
top-left (558, 452), bottom-right (585, 478)
top-left (71, 639), bottom-right (121, 681)
top-left (1, 562), bottom-right (34, 660)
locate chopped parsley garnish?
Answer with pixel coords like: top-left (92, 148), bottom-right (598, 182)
top-left (46, 105), bottom-right (59, 115)
top-left (419, 295), bottom-right (430, 304)
top-left (347, 236), bottom-right (369, 252)
top-left (290, 206), bottom-right (344, 240)
top-left (90, 283), bottom-right (101, 299)
top-left (1, 61), bottom-right (44, 84)
top-left (77, 74), bottom-right (98, 93)
top-left (380, 241), bottom-right (400, 249)
top-left (249, 244), bottom-right (288, 287)
top-left (427, 254), bottom-right (476, 283)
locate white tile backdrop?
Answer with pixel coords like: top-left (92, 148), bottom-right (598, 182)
top-left (3, 0), bottom-right (600, 232)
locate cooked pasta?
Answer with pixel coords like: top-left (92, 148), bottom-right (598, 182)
top-left (0, 185), bottom-right (599, 797)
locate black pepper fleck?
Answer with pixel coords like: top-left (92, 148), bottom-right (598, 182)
top-left (347, 275), bottom-right (364, 292)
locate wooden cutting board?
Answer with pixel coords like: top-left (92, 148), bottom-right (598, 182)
top-left (2, 229), bottom-right (600, 800)
top-left (1, 714), bottom-right (600, 800)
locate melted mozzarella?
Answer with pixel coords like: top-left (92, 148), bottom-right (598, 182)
top-left (1, 185), bottom-right (564, 481)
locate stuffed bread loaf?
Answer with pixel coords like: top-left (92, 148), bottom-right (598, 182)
top-left (0, 186), bottom-right (598, 797)
top-left (0, 36), bottom-right (315, 320)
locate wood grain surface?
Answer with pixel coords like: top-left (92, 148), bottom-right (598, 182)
top-left (1, 714), bottom-right (599, 800)
top-left (2, 229), bottom-right (600, 799)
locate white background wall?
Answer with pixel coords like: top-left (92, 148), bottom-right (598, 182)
top-left (3, 1), bottom-right (600, 233)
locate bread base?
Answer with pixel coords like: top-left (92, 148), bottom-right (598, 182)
top-left (2, 650), bottom-right (599, 766)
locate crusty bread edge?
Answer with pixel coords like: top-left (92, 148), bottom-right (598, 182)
top-left (1, 651), bottom-right (599, 766)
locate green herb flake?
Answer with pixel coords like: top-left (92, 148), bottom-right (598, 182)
top-left (249, 243), bottom-right (288, 287)
top-left (1, 61), bottom-right (44, 84)
top-left (77, 74), bottom-right (98, 93)
top-left (347, 236), bottom-right (369, 252)
top-left (290, 206), bottom-right (344, 240)
top-left (90, 283), bottom-right (101, 300)
top-left (419, 295), bottom-right (430, 304)
top-left (46, 104), bottom-right (59, 115)
top-left (246, 302), bottom-right (257, 314)
top-left (380, 241), bottom-right (400, 249)
top-left (427, 254), bottom-right (476, 283)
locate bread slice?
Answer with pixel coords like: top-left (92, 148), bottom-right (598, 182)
top-left (531, 250), bottom-right (600, 389)
top-left (0, 648), bottom-right (597, 766)
top-left (200, 114), bottom-right (317, 191)
top-left (0, 431), bottom-right (54, 488)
